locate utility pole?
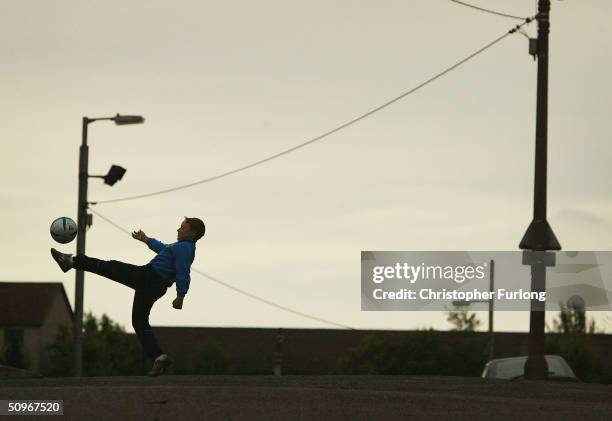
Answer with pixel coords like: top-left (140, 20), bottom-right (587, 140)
top-left (488, 259), bottom-right (494, 361)
top-left (452, 260), bottom-right (495, 359)
top-left (519, 0), bottom-right (561, 381)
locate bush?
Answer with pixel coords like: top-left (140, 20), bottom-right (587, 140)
top-left (338, 330), bottom-right (487, 376)
top-left (545, 334), bottom-right (609, 383)
top-left (190, 339), bottom-right (229, 374)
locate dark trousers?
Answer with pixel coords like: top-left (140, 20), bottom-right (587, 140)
top-left (73, 254), bottom-right (168, 359)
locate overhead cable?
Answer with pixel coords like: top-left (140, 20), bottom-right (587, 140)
top-left (449, 0), bottom-right (527, 20)
top-left (87, 206), bottom-right (356, 330)
top-left (91, 17), bottom-right (534, 206)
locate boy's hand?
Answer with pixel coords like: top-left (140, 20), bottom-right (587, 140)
top-left (132, 229), bottom-right (149, 243)
top-left (172, 296), bottom-right (184, 310)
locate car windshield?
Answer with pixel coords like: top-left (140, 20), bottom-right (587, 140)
top-left (494, 359), bottom-right (525, 379)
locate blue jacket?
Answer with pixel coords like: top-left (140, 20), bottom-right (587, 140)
top-left (147, 238), bottom-right (196, 296)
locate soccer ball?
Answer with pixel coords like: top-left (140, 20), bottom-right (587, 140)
top-left (50, 217), bottom-right (78, 244)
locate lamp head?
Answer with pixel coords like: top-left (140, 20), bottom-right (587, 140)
top-left (113, 114), bottom-right (145, 125)
top-left (104, 165), bottom-right (127, 186)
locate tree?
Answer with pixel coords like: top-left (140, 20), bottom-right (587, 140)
top-left (545, 303), bottom-right (608, 383)
top-left (549, 303), bottom-right (598, 334)
top-left (42, 312), bottom-right (145, 376)
top-left (446, 309), bottom-right (482, 332)
top-left (0, 328), bottom-right (28, 369)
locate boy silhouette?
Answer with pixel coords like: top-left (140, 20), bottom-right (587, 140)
top-left (51, 216), bottom-right (205, 376)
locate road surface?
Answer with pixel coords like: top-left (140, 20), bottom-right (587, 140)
top-left (1, 375), bottom-right (610, 420)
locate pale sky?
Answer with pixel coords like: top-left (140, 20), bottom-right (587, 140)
top-left (2, 0), bottom-right (611, 333)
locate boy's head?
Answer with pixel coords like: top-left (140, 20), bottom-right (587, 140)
top-left (177, 217), bottom-right (206, 242)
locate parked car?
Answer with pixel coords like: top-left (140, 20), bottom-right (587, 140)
top-left (481, 355), bottom-right (578, 382)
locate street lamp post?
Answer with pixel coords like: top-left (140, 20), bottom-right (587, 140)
top-left (73, 113), bottom-right (144, 377)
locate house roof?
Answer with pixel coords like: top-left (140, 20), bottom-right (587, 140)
top-left (0, 282), bottom-right (73, 327)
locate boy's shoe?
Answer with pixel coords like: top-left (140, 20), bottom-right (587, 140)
top-left (50, 248), bottom-right (73, 273)
top-left (148, 354), bottom-right (172, 377)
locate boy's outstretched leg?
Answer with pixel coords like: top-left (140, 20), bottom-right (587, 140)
top-left (50, 249), bottom-right (143, 290)
top-left (72, 254), bottom-right (143, 290)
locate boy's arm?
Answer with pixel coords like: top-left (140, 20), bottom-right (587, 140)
top-left (173, 244), bottom-right (194, 308)
top-left (132, 230), bottom-right (166, 253)
top-left (146, 237), bottom-right (166, 253)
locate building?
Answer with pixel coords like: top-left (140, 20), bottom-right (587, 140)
top-left (0, 282), bottom-right (73, 374)
top-left (149, 327), bottom-right (612, 377)
top-left (151, 327), bottom-right (494, 374)
top-left (151, 326), bottom-right (375, 374)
